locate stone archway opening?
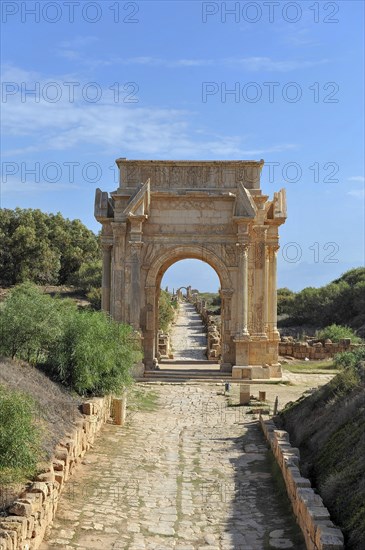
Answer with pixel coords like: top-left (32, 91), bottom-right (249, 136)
top-left (144, 247), bottom-right (233, 370)
top-left (158, 258), bottom-right (222, 364)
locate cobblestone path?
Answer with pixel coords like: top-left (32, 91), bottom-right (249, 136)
top-left (171, 303), bottom-right (207, 361)
top-left (41, 384), bottom-right (305, 550)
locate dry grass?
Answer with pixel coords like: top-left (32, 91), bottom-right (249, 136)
top-left (281, 359), bottom-right (338, 374)
top-left (0, 357), bottom-right (83, 459)
top-left (0, 285), bottom-right (90, 308)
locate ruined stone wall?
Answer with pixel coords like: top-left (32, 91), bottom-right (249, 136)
top-left (260, 418), bottom-right (344, 550)
top-left (279, 339), bottom-right (365, 360)
top-left (0, 397), bottom-right (112, 550)
top-left (193, 297), bottom-right (221, 360)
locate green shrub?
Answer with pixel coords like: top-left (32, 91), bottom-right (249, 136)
top-left (334, 348), bottom-right (365, 371)
top-left (86, 287), bottom-right (102, 310)
top-left (0, 386), bottom-right (44, 484)
top-left (158, 290), bottom-right (175, 333)
top-left (317, 324), bottom-right (362, 343)
top-left (48, 309), bottom-right (141, 396)
top-left (0, 283), bottom-right (66, 363)
top-left (69, 260), bottom-right (102, 292)
top-left (0, 283), bottom-right (141, 396)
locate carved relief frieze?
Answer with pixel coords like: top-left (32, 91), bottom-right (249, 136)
top-left (223, 244), bottom-right (238, 266)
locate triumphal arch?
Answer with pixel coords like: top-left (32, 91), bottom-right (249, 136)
top-left (95, 159), bottom-right (287, 379)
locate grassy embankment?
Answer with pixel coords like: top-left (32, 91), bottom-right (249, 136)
top-left (277, 355), bottom-right (365, 550)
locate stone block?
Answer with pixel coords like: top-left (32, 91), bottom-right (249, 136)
top-left (239, 387), bottom-right (251, 405)
top-left (241, 367), bottom-right (252, 379)
top-left (315, 522), bottom-right (344, 549)
top-left (0, 531), bottom-right (9, 550)
top-left (232, 366), bottom-right (242, 379)
top-left (273, 430), bottom-right (290, 442)
top-left (26, 515), bottom-right (35, 539)
top-left (28, 482), bottom-right (48, 503)
top-left (7, 501), bottom-right (32, 517)
top-left (3, 517), bottom-right (27, 540)
top-left (269, 364), bottom-right (282, 377)
top-left (0, 523), bottom-right (19, 547)
top-left (54, 447), bottom-right (69, 463)
top-left (251, 366), bottom-right (265, 379)
top-left (82, 402), bottom-right (94, 415)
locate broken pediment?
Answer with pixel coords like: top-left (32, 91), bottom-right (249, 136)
top-left (95, 188), bottom-right (114, 220)
top-left (123, 179), bottom-right (151, 219)
top-left (272, 188), bottom-right (287, 219)
top-left (233, 182), bottom-right (257, 219)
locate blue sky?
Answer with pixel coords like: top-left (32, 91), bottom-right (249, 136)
top-left (1, 0), bottom-right (364, 291)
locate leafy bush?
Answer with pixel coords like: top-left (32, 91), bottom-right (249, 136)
top-left (0, 282), bottom-right (67, 363)
top-left (158, 290), bottom-right (176, 333)
top-left (86, 287), bottom-right (102, 310)
top-left (0, 386), bottom-right (44, 484)
top-left (0, 284), bottom-right (141, 396)
top-left (317, 324), bottom-right (362, 343)
top-left (334, 348), bottom-right (365, 371)
top-left (69, 260), bottom-right (102, 292)
top-left (48, 310), bottom-right (140, 395)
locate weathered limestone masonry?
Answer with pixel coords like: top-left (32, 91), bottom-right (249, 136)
top-left (279, 339), bottom-right (365, 360)
top-left (0, 397), bottom-right (112, 550)
top-left (260, 417), bottom-right (344, 550)
top-left (194, 295), bottom-right (222, 360)
top-left (95, 159), bottom-right (287, 379)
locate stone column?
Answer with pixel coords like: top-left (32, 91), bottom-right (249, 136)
top-left (111, 222), bottom-right (126, 322)
top-left (101, 242), bottom-right (112, 313)
top-left (144, 285), bottom-right (156, 368)
top-left (264, 246), bottom-right (269, 334)
top-left (236, 243), bottom-right (250, 339)
top-left (268, 244), bottom-right (280, 339)
top-left (252, 226), bottom-right (268, 339)
top-left (130, 242), bottom-right (143, 330)
top-left (220, 288), bottom-right (234, 370)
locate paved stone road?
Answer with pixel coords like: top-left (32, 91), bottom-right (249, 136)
top-left (41, 384), bottom-right (306, 550)
top-left (171, 302), bottom-right (207, 361)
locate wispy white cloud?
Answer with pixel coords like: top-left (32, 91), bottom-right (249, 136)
top-left (117, 55), bottom-right (329, 72)
top-left (347, 189), bottom-right (365, 198)
top-left (55, 43), bottom-right (330, 73)
top-left (1, 65), bottom-right (298, 159)
top-left (57, 36), bottom-right (99, 61)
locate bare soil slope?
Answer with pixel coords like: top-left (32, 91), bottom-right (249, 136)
top-left (0, 358), bottom-right (83, 459)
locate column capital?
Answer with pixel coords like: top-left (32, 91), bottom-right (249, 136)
top-left (101, 239), bottom-right (113, 250)
top-left (252, 225), bottom-right (268, 241)
top-left (267, 243), bottom-right (280, 254)
top-left (220, 288), bottom-right (234, 297)
top-left (236, 242), bottom-right (249, 256)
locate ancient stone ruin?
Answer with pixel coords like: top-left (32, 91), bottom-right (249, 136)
top-left (95, 159), bottom-right (287, 379)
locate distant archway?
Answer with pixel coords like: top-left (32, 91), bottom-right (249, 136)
top-left (95, 159), bottom-right (287, 378)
